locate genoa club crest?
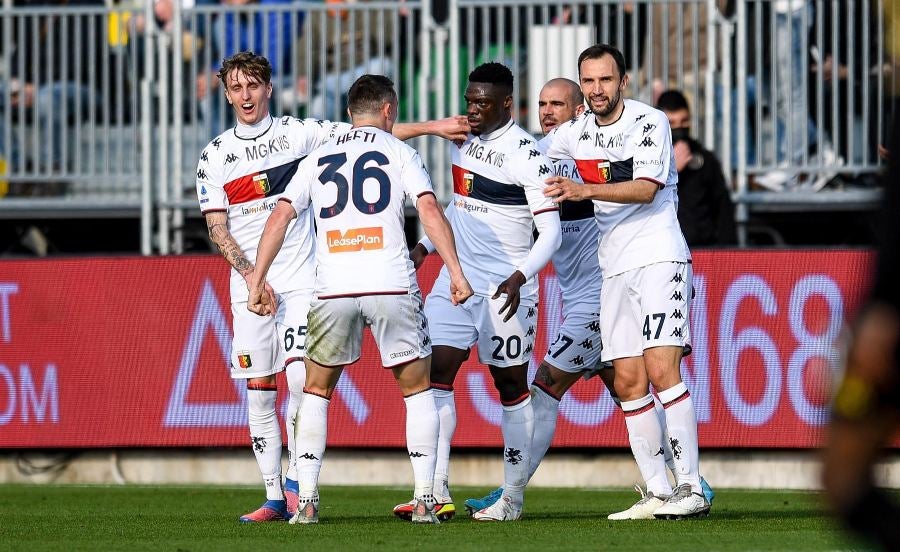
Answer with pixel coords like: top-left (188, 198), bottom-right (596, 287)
top-left (237, 352), bottom-right (252, 369)
top-left (253, 173), bottom-right (270, 195)
top-left (463, 172), bottom-right (474, 194)
top-left (597, 160), bottom-right (611, 183)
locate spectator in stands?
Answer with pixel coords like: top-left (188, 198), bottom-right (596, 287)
top-left (754, 0), bottom-right (839, 192)
top-left (812, 0), bottom-right (887, 169)
top-left (197, 0), bottom-right (300, 124)
top-left (2, 0), bottom-right (115, 178)
top-left (301, 0), bottom-right (396, 120)
top-left (657, 90), bottom-right (736, 247)
top-left (642, 0), bottom-right (728, 106)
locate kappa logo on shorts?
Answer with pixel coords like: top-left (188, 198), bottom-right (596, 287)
top-left (671, 309), bottom-right (684, 320)
top-left (237, 351), bottom-right (252, 369)
top-left (526, 307), bottom-right (536, 318)
top-left (670, 328), bottom-right (683, 338)
top-left (670, 291), bottom-right (684, 301)
top-left (585, 320), bottom-right (601, 333)
top-left (389, 349), bottom-right (415, 360)
top-left (579, 338), bottom-right (594, 350)
top-left (671, 273), bottom-right (684, 283)
top-left (326, 227), bottom-right (384, 253)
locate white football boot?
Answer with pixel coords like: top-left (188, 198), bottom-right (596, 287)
top-left (608, 485), bottom-right (668, 520)
top-left (653, 483), bottom-right (711, 519)
top-left (472, 495), bottom-right (522, 521)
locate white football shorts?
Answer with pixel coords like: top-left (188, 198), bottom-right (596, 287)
top-left (544, 310), bottom-right (605, 373)
top-left (425, 288), bottom-right (538, 368)
top-left (600, 261), bottom-right (692, 362)
top-left (305, 292), bottom-right (431, 368)
top-left (230, 288), bottom-right (312, 379)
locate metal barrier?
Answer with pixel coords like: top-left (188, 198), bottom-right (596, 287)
top-left (0, 0), bottom-right (892, 252)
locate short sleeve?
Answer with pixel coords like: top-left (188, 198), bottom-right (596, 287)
top-left (632, 111), bottom-right (673, 187)
top-left (196, 146), bottom-right (226, 214)
top-left (292, 118), bottom-right (352, 155)
top-left (281, 154), bottom-right (315, 216)
top-left (401, 149), bottom-right (435, 203)
top-left (538, 119), bottom-right (575, 159)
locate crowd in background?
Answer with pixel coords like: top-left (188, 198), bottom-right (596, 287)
top-left (0, 0), bottom-right (894, 248)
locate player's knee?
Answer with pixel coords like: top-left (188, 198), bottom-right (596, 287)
top-left (612, 371), bottom-right (648, 402)
top-left (246, 380), bottom-right (277, 421)
top-left (491, 372), bottom-right (529, 403)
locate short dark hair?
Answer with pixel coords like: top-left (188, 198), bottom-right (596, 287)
top-left (656, 90), bottom-right (691, 113)
top-left (468, 62), bottom-right (514, 94)
top-left (577, 44), bottom-right (626, 79)
top-left (347, 74), bottom-right (397, 115)
top-left (218, 51), bottom-right (271, 85)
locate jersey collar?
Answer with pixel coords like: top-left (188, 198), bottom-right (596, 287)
top-left (234, 114), bottom-right (274, 141)
top-left (479, 118), bottom-right (515, 142)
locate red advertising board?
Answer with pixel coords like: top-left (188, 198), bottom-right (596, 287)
top-left (0, 251), bottom-right (873, 448)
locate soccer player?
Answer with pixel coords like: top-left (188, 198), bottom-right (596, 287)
top-left (396, 62), bottom-right (562, 522)
top-left (196, 51), bottom-right (468, 522)
top-left (464, 79), bottom-right (714, 515)
top-left (248, 74), bottom-right (473, 525)
top-left (542, 44), bottom-right (708, 519)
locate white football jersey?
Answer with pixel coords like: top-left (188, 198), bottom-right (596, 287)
top-left (196, 115), bottom-right (350, 302)
top-left (550, 158), bottom-right (601, 318)
top-left (438, 119), bottom-right (558, 306)
top-left (283, 126), bottom-right (433, 298)
top-left (540, 99), bottom-right (690, 277)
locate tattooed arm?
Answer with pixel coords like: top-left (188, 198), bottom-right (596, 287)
top-left (206, 211), bottom-right (276, 313)
top-left (206, 211), bottom-right (254, 277)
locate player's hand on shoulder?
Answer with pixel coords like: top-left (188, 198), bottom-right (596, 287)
top-left (409, 243), bottom-right (429, 270)
top-left (493, 270), bottom-right (527, 322)
top-left (432, 115), bottom-right (470, 143)
top-left (544, 176), bottom-right (582, 203)
top-left (449, 275), bottom-right (474, 306)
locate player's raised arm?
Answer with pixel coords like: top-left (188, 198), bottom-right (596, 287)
top-left (417, 192), bottom-right (472, 305)
top-left (394, 115), bottom-right (470, 142)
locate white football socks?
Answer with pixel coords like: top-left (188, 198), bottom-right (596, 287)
top-left (658, 382), bottom-right (701, 493)
top-left (621, 393), bottom-right (671, 497)
top-left (295, 392), bottom-right (329, 500)
top-left (404, 389), bottom-right (439, 503)
top-left (247, 385), bottom-right (284, 501)
top-left (528, 386), bottom-right (560, 480)
top-left (432, 388), bottom-right (456, 499)
top-left (501, 394), bottom-right (533, 507)
top-left (285, 361), bottom-right (306, 483)
top-left (652, 393), bottom-right (677, 474)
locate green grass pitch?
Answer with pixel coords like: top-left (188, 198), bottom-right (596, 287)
top-left (0, 485), bottom-right (876, 551)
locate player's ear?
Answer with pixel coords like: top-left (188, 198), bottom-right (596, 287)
top-left (575, 103), bottom-right (586, 117)
top-left (381, 100), bottom-right (394, 121)
top-left (266, 82), bottom-right (273, 99)
top-left (620, 72), bottom-right (629, 92)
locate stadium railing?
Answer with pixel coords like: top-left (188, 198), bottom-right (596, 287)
top-left (0, 0), bottom-right (891, 252)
